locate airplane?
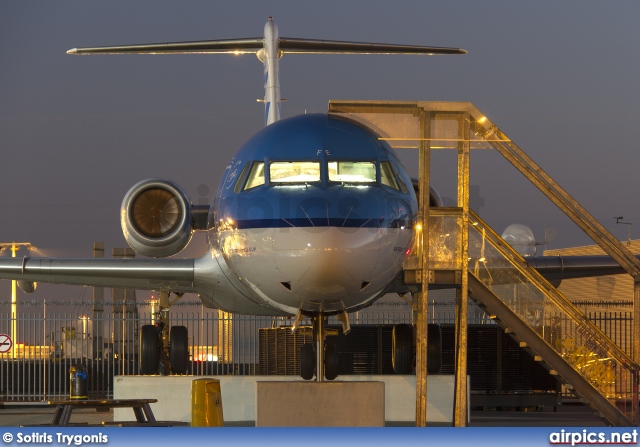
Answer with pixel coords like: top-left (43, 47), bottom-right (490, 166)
top-left (0, 18), bottom-right (631, 381)
top-left (0, 18), bottom-right (467, 380)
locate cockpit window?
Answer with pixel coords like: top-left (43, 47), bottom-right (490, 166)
top-left (380, 161), bottom-right (399, 190)
top-left (391, 161), bottom-right (409, 194)
top-left (270, 161), bottom-right (320, 183)
top-left (243, 162), bottom-right (265, 190)
top-left (233, 162), bottom-right (252, 193)
top-left (328, 161), bottom-right (376, 183)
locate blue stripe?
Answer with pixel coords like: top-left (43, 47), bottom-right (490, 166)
top-left (235, 217), bottom-right (411, 229)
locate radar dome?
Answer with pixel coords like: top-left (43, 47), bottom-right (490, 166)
top-left (501, 224), bottom-right (536, 257)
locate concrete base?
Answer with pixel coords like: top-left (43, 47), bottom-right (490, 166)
top-left (256, 381), bottom-right (384, 426)
top-left (113, 375), bottom-right (460, 424)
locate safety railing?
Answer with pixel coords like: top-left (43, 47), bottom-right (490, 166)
top-left (466, 210), bottom-right (639, 425)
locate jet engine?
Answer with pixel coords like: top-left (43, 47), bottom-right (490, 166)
top-left (411, 179), bottom-right (444, 208)
top-left (121, 179), bottom-right (196, 258)
top-left (17, 280), bottom-right (37, 293)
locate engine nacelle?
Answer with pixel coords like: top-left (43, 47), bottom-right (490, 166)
top-left (411, 179), bottom-right (444, 208)
top-left (17, 280), bottom-right (37, 294)
top-left (121, 179), bottom-right (194, 257)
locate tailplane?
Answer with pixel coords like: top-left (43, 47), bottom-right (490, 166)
top-left (68, 17), bottom-right (467, 125)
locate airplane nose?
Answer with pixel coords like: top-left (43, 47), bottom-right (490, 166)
top-left (271, 225), bottom-right (405, 312)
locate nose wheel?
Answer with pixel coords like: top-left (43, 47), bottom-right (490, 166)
top-left (324, 343), bottom-right (338, 380)
top-left (300, 341), bottom-right (339, 381)
top-left (301, 343), bottom-right (315, 380)
top-left (297, 314), bottom-right (342, 381)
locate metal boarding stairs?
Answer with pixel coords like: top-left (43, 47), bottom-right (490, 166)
top-left (466, 210), bottom-right (639, 426)
top-left (327, 99), bottom-right (640, 426)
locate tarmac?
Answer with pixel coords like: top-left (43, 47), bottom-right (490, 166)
top-left (0, 402), bottom-right (607, 427)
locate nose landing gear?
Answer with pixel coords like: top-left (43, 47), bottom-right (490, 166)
top-left (296, 311), bottom-right (348, 381)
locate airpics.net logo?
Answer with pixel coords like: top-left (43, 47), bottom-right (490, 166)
top-left (549, 429), bottom-right (638, 446)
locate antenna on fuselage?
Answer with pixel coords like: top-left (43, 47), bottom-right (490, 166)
top-left (615, 216), bottom-right (632, 246)
top-left (67, 17), bottom-right (467, 126)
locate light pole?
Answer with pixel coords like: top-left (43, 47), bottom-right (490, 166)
top-left (0, 242), bottom-right (37, 357)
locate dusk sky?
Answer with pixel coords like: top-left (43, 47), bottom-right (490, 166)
top-left (2, 1), bottom-right (640, 303)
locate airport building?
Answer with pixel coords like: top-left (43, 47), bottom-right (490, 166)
top-left (545, 240), bottom-right (638, 313)
top-left (543, 240), bottom-right (638, 358)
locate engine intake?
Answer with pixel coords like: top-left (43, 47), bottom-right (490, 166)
top-left (121, 179), bottom-right (193, 257)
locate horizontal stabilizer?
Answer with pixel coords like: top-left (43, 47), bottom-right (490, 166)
top-left (278, 38), bottom-right (467, 55)
top-left (67, 38), bottom-right (264, 55)
top-left (67, 38), bottom-right (466, 56)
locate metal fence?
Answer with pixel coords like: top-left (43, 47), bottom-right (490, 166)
top-left (0, 298), bottom-right (631, 402)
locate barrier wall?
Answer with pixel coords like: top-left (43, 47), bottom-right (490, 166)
top-left (113, 375), bottom-right (461, 424)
